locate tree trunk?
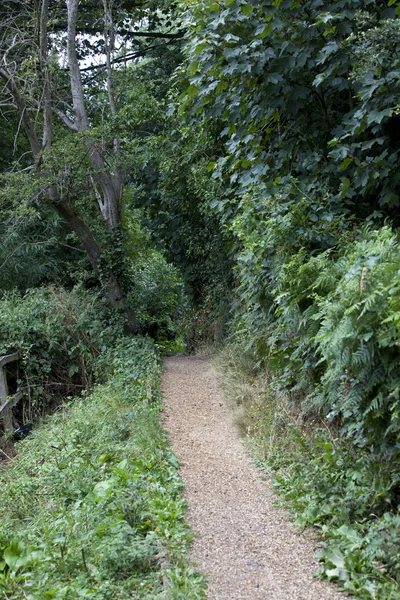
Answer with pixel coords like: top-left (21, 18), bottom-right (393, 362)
top-left (105, 274), bottom-right (141, 334)
top-left (51, 200), bottom-right (140, 334)
top-left (0, 0), bottom-right (141, 334)
top-left (66, 0), bottom-right (121, 230)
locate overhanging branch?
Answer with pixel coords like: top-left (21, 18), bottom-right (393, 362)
top-left (80, 39), bottom-right (178, 72)
top-left (117, 30), bottom-right (184, 39)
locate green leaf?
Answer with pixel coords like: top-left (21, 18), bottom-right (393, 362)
top-left (339, 157), bottom-right (353, 170)
top-left (68, 364), bottom-right (79, 377)
top-left (186, 85), bottom-right (200, 101)
top-left (93, 480), bottom-right (114, 498)
top-left (241, 4), bottom-right (253, 16)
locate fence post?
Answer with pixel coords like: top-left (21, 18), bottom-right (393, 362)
top-left (0, 353), bottom-right (22, 433)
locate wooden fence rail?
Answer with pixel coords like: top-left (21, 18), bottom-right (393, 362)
top-left (0, 353), bottom-right (22, 433)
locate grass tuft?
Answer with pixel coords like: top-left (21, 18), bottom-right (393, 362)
top-left (214, 343), bottom-right (300, 454)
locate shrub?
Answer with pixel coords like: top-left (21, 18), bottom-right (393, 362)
top-left (0, 286), bottom-right (124, 421)
top-left (129, 250), bottom-right (186, 342)
top-left (272, 227), bottom-right (400, 456)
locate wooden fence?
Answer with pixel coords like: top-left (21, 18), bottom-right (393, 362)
top-left (0, 353), bottom-right (22, 433)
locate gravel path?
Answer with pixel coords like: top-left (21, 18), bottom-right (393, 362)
top-left (162, 355), bottom-right (348, 600)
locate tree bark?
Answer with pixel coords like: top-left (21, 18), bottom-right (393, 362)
top-left (66, 0), bottom-right (89, 131)
top-left (66, 0), bottom-right (121, 230)
top-left (103, 0), bottom-right (123, 202)
top-left (39, 0), bottom-right (52, 151)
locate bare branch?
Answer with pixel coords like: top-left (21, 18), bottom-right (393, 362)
top-left (0, 67), bottom-right (41, 160)
top-left (79, 39), bottom-right (175, 73)
top-left (53, 106), bottom-right (78, 131)
top-left (82, 28), bottom-right (184, 40)
top-left (13, 103), bottom-right (24, 153)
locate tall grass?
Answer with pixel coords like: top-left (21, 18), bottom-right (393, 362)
top-left (214, 343), bottom-right (300, 455)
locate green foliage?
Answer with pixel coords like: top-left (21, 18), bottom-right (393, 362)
top-left (122, 210), bottom-right (188, 344)
top-left (176, 4), bottom-right (400, 595)
top-left (177, 0), bottom-right (400, 454)
top-left (0, 202), bottom-right (86, 292)
top-left (131, 247), bottom-right (185, 329)
top-left (0, 287), bottom-right (124, 419)
top-left (127, 115), bottom-right (233, 305)
top-left (0, 338), bottom-right (206, 599)
top-left (269, 227), bottom-right (400, 454)
top-left (181, 0), bottom-right (399, 213)
top-left (266, 428), bottom-right (400, 599)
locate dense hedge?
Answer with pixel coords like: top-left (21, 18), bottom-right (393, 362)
top-left (179, 0), bottom-right (400, 461)
top-left (235, 225), bottom-right (400, 458)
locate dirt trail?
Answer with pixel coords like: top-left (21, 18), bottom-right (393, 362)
top-left (162, 355), bottom-right (348, 600)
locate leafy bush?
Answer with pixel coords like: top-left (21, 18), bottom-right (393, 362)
top-left (178, 0), bottom-right (400, 457)
top-left (122, 211), bottom-right (187, 344)
top-left (0, 286), bottom-right (124, 421)
top-left (130, 250), bottom-right (186, 339)
top-left (0, 338), bottom-right (206, 599)
top-left (177, 2), bottom-right (400, 595)
top-left (268, 227), bottom-right (400, 457)
top-left (181, 0), bottom-right (399, 215)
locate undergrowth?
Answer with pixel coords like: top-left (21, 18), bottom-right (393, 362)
top-left (215, 343), bottom-right (400, 600)
top-left (0, 286), bottom-right (125, 421)
top-left (0, 338), bottom-right (206, 599)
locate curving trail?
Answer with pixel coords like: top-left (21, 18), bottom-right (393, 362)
top-left (162, 355), bottom-right (348, 600)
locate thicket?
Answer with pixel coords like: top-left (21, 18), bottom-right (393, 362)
top-left (0, 231), bottom-right (184, 425)
top-left (175, 0), bottom-right (400, 595)
top-left (0, 6), bottom-right (201, 596)
top-left (0, 287), bottom-right (125, 420)
top-left (180, 0), bottom-right (400, 470)
top-left (0, 338), bottom-right (206, 599)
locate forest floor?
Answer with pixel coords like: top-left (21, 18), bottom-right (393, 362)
top-left (162, 355), bottom-right (348, 600)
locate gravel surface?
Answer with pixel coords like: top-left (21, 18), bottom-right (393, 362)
top-left (162, 355), bottom-right (349, 600)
